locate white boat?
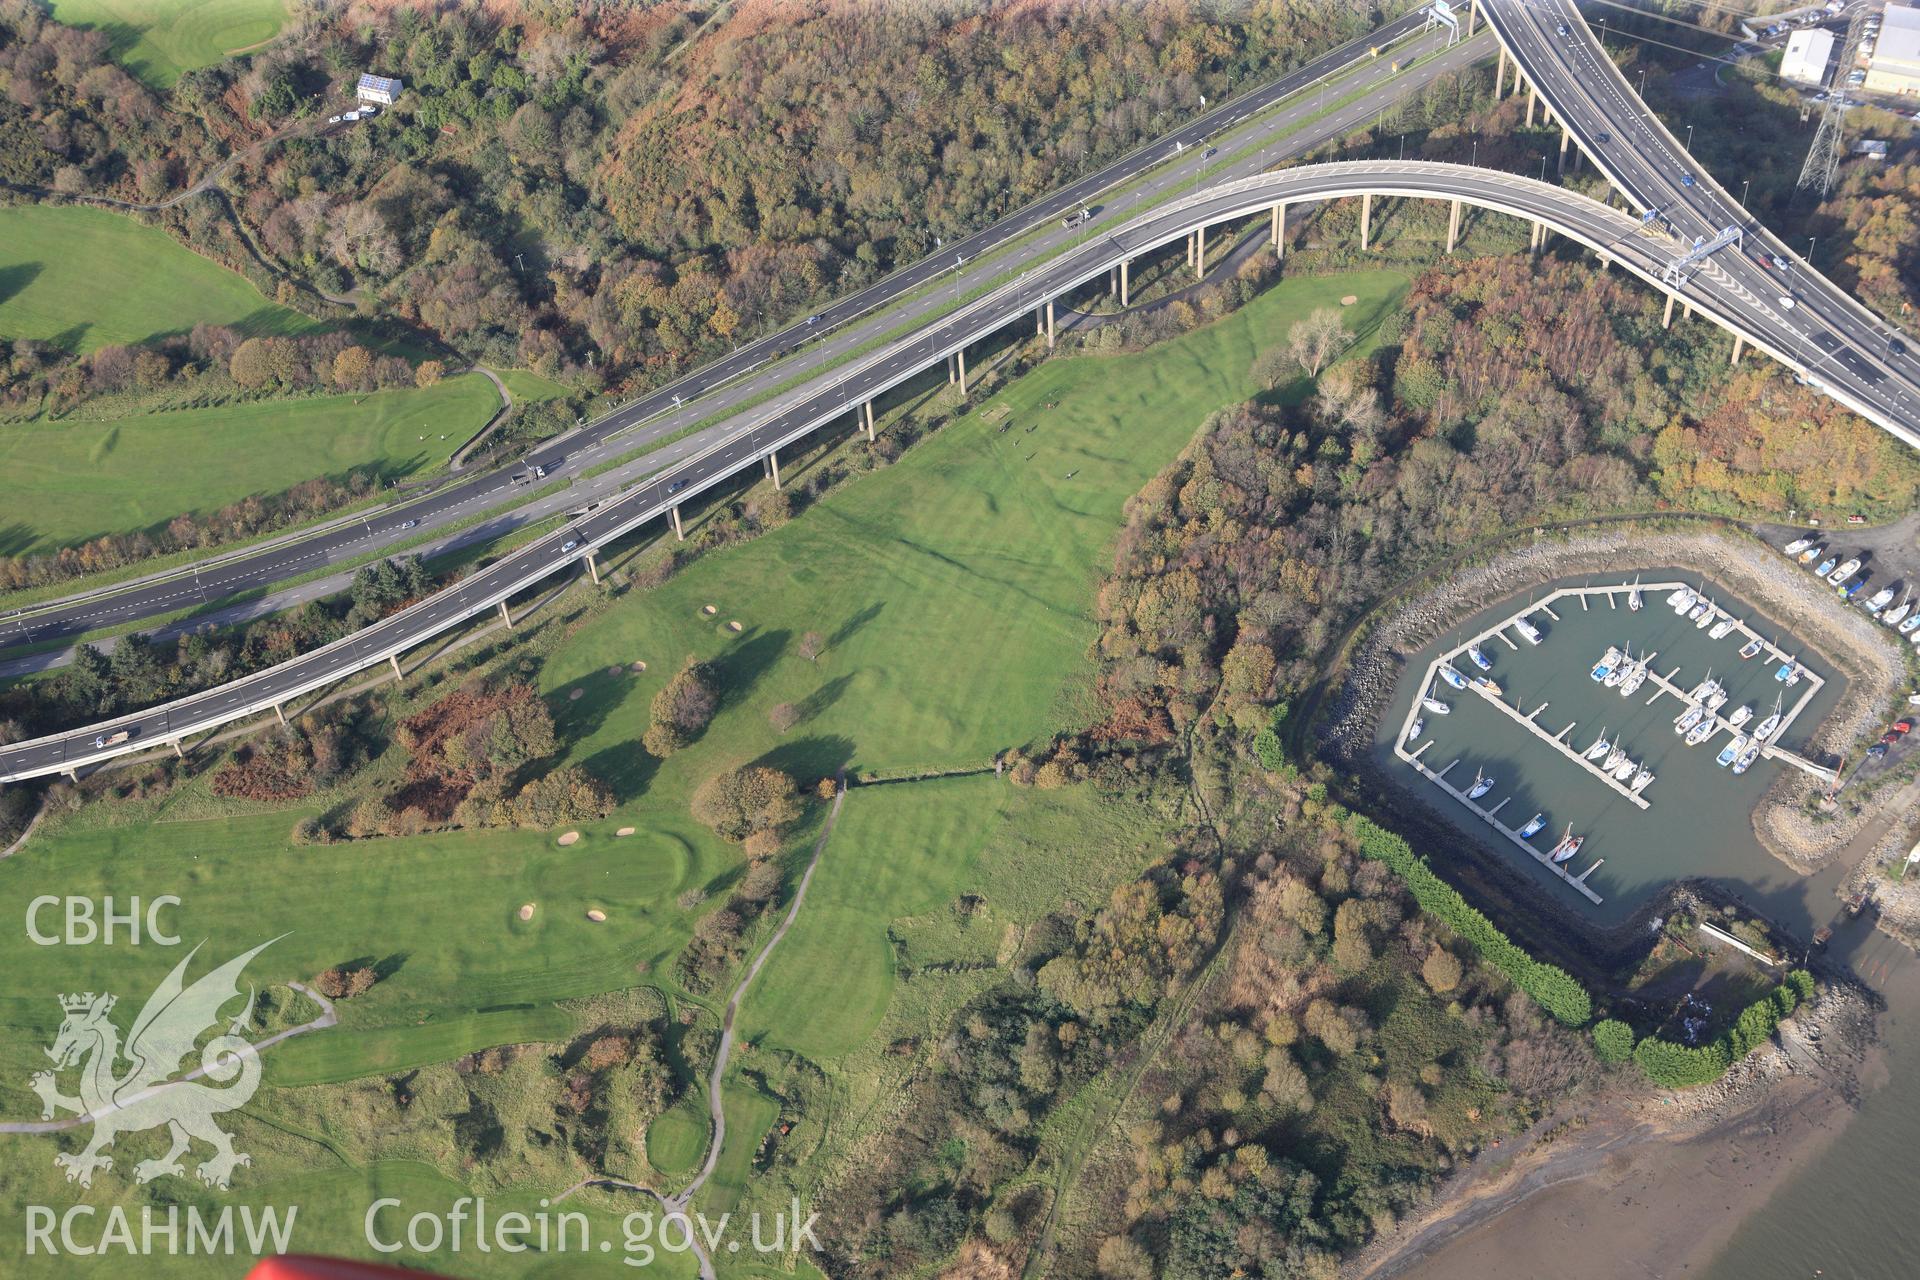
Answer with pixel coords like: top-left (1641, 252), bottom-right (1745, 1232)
top-left (1422, 695), bottom-right (1451, 716)
top-left (1406, 717), bottom-right (1425, 743)
top-left (1709, 615), bottom-right (1739, 640)
top-left (1611, 758), bottom-right (1637, 780)
top-left (1518, 813), bottom-right (1547, 839)
top-left (1514, 617), bottom-right (1542, 645)
top-left (1798, 544), bottom-right (1824, 565)
top-left (1728, 704), bottom-right (1754, 728)
top-left (1693, 600), bottom-right (1716, 627)
top-left (1468, 770), bottom-right (1494, 800)
top-left (1675, 705), bottom-right (1705, 734)
top-left (1549, 826), bottom-right (1584, 863)
top-left (1716, 734), bottom-right (1748, 767)
top-left (1590, 645), bottom-right (1623, 682)
top-left (1603, 662), bottom-right (1628, 689)
top-left (1438, 663), bottom-right (1468, 690)
top-left (1739, 637), bottom-right (1764, 659)
top-left (1776, 662), bottom-right (1801, 686)
top-left (1814, 556), bottom-right (1838, 578)
top-left (1903, 612), bottom-right (1920, 636)
top-left (1471, 675), bottom-right (1503, 697)
top-left (1884, 590), bottom-right (1913, 628)
top-left (1706, 689), bottom-right (1729, 712)
top-left (1688, 599), bottom-right (1711, 622)
top-left (1829, 557), bottom-right (1861, 586)
top-left (1603, 745), bottom-right (1627, 771)
top-left (1867, 585), bottom-right (1898, 615)
top-left (1619, 661), bottom-right (1648, 697)
top-left (1688, 672), bottom-right (1719, 701)
top-left (1628, 579), bottom-right (1643, 611)
top-left (1630, 768), bottom-right (1654, 792)
top-left (1732, 741), bottom-right (1762, 774)
top-left (1467, 644), bottom-right (1493, 671)
top-left (1584, 728), bottom-right (1612, 760)
top-left (1669, 586), bottom-right (1696, 612)
top-left (1784, 536), bottom-right (1814, 557)
top-left (1686, 718), bottom-right (1716, 746)
top-left (1753, 697), bottom-right (1783, 741)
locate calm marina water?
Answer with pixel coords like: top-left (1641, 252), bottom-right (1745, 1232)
top-left (1375, 570), bottom-right (1920, 1276)
top-left (1373, 572), bottom-right (1846, 929)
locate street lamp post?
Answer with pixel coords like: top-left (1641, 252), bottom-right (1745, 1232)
top-left (1740, 179), bottom-right (1750, 208)
top-left (1684, 124), bottom-right (1695, 153)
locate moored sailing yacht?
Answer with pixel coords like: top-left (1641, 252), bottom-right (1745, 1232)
top-left (1438, 663), bottom-right (1468, 690)
top-left (1732, 741), bottom-right (1763, 774)
top-left (1619, 658), bottom-right (1648, 698)
top-left (1628, 578), bottom-right (1643, 611)
top-left (1753, 695), bottom-right (1784, 741)
top-left (1603, 646), bottom-right (1631, 688)
top-left (1467, 643), bottom-right (1493, 671)
top-left (1630, 767), bottom-right (1654, 792)
top-left (1406, 717), bottom-right (1424, 743)
top-left (1549, 826), bottom-right (1584, 864)
top-left (1674, 706), bottom-right (1705, 735)
top-left (1709, 615), bottom-right (1739, 640)
top-left (1602, 745), bottom-right (1627, 771)
top-left (1471, 675), bottom-right (1503, 697)
top-left (1611, 757), bottom-right (1637, 781)
top-left (1584, 728), bottom-right (1612, 760)
top-left (1468, 770), bottom-right (1494, 800)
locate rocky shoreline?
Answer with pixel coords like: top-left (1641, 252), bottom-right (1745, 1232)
top-left (1319, 523), bottom-right (1911, 876)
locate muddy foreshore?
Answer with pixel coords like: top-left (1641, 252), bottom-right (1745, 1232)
top-left (1319, 524), bottom-right (1911, 878)
top-left (1345, 979), bottom-right (1879, 1280)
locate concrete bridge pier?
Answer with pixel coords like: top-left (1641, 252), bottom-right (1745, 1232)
top-left (1527, 82), bottom-right (1537, 128)
top-left (1731, 334), bottom-right (1746, 365)
top-left (1046, 297), bottom-right (1056, 349)
top-left (1467, 0), bottom-right (1478, 37)
top-left (1195, 223), bottom-right (1207, 279)
top-left (671, 505), bottom-right (684, 541)
top-left (956, 348), bottom-right (968, 396)
top-left (1271, 201), bottom-right (1285, 255)
top-left (947, 352), bottom-right (957, 383)
top-left (1495, 46), bottom-right (1508, 99)
top-left (1186, 230), bottom-right (1196, 268)
top-left (390, 654), bottom-right (403, 681)
top-left (766, 451), bottom-right (782, 489)
top-left (1663, 292), bottom-right (1676, 329)
top-left (171, 739), bottom-right (183, 759)
top-left (499, 600), bottom-right (513, 629)
top-left (1446, 198), bottom-right (1462, 254)
top-left (273, 702), bottom-right (286, 727)
top-left (1361, 193), bottom-right (1373, 251)
top-left (1529, 219), bottom-right (1544, 254)
top-left (1120, 258), bottom-right (1130, 306)
top-left (586, 550), bottom-right (600, 585)
top-left (863, 400), bottom-right (876, 442)
top-left (1558, 124), bottom-right (1570, 174)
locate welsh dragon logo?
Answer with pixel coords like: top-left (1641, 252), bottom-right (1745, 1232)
top-left (29, 939), bottom-right (277, 1190)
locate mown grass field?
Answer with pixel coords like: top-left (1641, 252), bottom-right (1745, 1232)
top-left (0, 268), bottom-right (1409, 1276)
top-left (0, 373), bottom-right (500, 555)
top-left (46, 0), bottom-right (291, 90)
top-left (543, 269), bottom-right (1412, 790)
top-left (0, 205), bottom-right (317, 354)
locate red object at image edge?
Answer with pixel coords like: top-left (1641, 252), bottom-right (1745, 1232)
top-left (247, 1259), bottom-right (452, 1280)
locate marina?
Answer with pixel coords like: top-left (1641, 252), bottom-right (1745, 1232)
top-left (1384, 575), bottom-right (1846, 920)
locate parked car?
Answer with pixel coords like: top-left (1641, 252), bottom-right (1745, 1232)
top-left (1869, 742), bottom-right (1890, 759)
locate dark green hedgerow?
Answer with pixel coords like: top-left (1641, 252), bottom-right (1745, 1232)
top-left (1344, 814), bottom-right (1593, 1027)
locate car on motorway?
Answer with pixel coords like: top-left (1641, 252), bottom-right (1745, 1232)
top-left (399, 519), bottom-right (418, 530)
top-left (667, 478), bottom-right (688, 494)
top-left (92, 729), bottom-right (131, 749)
top-left (561, 540), bottom-right (579, 553)
top-left (1557, 22), bottom-right (1570, 35)
top-left (1780, 295), bottom-right (1797, 310)
top-left (1680, 174), bottom-right (1696, 187)
top-left (1203, 145), bottom-right (1218, 158)
top-left (1772, 254), bottom-right (1789, 269)
top-left (1595, 131), bottom-right (1611, 144)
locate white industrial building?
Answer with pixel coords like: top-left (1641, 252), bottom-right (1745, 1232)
top-left (1782, 28), bottom-right (1835, 85)
top-left (1866, 4), bottom-right (1920, 97)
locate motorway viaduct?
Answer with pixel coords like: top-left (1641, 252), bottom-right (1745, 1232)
top-left (0, 153), bottom-right (1898, 785)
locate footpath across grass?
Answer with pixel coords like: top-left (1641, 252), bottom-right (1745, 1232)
top-left (0, 372), bottom-right (500, 554)
top-left (0, 205), bottom-right (318, 353)
top-left (46, 0), bottom-right (291, 90)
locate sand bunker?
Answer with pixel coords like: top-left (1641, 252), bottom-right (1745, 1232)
top-left (568, 688), bottom-right (584, 701)
top-left (1340, 294), bottom-right (1358, 306)
top-left (607, 665), bottom-right (624, 677)
top-left (557, 831), bottom-right (580, 846)
top-left (616, 826), bottom-right (636, 837)
top-left (518, 904), bottom-right (536, 921)
top-left (727, 620), bottom-right (743, 632)
top-left (586, 908), bottom-right (607, 923)
top-left (631, 660), bottom-right (648, 672)
top-left (703, 604), bottom-right (718, 615)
